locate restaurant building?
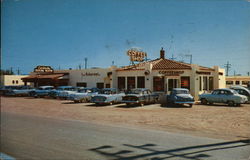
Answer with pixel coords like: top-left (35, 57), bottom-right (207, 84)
top-left (22, 48), bottom-right (225, 100)
top-left (111, 48), bottom-right (225, 100)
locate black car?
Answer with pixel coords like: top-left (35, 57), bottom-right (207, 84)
top-left (122, 88), bottom-right (159, 106)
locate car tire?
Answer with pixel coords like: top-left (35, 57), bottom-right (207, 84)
top-left (228, 101), bottom-right (235, 106)
top-left (201, 99), bottom-right (208, 105)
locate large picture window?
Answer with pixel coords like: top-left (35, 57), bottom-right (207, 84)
top-left (168, 79), bottom-right (178, 91)
top-left (96, 83), bottom-right (104, 89)
top-left (127, 77), bottom-right (135, 90)
top-left (153, 77), bottom-right (164, 91)
top-left (203, 76), bottom-right (208, 90)
top-left (181, 77), bottom-right (190, 90)
top-left (137, 76), bottom-right (145, 88)
top-left (76, 82), bottom-right (87, 87)
top-left (209, 77), bottom-right (214, 90)
top-left (118, 77), bottom-right (125, 90)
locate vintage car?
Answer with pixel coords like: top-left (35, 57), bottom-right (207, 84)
top-left (68, 87), bottom-right (100, 103)
top-left (122, 88), bottom-right (159, 106)
top-left (199, 88), bottom-right (248, 106)
top-left (166, 88), bottom-right (194, 107)
top-left (0, 85), bottom-right (22, 96)
top-left (29, 86), bottom-right (55, 98)
top-left (91, 88), bottom-right (125, 105)
top-left (5, 86), bottom-right (35, 96)
top-left (57, 87), bottom-right (79, 100)
top-left (49, 86), bottom-right (76, 99)
top-left (230, 85), bottom-right (250, 102)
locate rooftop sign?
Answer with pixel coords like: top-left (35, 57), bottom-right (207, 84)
top-left (127, 48), bottom-right (147, 62)
top-left (34, 66), bottom-right (54, 73)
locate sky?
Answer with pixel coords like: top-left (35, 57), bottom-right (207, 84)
top-left (2, 0), bottom-right (250, 75)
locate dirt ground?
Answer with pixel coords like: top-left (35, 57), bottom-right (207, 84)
top-left (1, 97), bottom-right (250, 140)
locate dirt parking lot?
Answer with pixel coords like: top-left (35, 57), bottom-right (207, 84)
top-left (1, 97), bottom-right (250, 140)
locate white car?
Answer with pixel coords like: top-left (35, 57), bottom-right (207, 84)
top-left (69, 88), bottom-right (100, 103)
top-left (199, 88), bottom-right (248, 106)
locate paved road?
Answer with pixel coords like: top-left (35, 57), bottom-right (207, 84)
top-left (1, 112), bottom-right (250, 160)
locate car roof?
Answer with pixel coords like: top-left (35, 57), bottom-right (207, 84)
top-left (39, 86), bottom-right (54, 88)
top-left (230, 86), bottom-right (250, 93)
top-left (214, 88), bottom-right (234, 92)
top-left (172, 88), bottom-right (189, 91)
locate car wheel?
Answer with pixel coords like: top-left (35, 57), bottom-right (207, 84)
top-left (228, 101), bottom-right (235, 106)
top-left (74, 100), bottom-right (79, 103)
top-left (126, 103), bottom-right (131, 106)
top-left (201, 99), bottom-right (208, 105)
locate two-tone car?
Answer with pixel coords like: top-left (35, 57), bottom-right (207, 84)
top-left (68, 87), bottom-right (100, 103)
top-left (122, 88), bottom-right (159, 106)
top-left (50, 86), bottom-right (76, 99)
top-left (230, 85), bottom-right (250, 102)
top-left (91, 88), bottom-right (125, 105)
top-left (199, 88), bottom-right (248, 106)
top-left (166, 88), bottom-right (194, 107)
top-left (29, 86), bottom-right (55, 98)
top-left (5, 86), bottom-right (35, 97)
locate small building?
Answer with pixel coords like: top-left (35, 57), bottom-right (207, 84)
top-left (0, 75), bottom-right (30, 86)
top-left (225, 76), bottom-right (250, 88)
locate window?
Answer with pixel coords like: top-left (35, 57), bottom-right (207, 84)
top-left (209, 77), bottom-right (213, 90)
top-left (105, 84), bottom-right (110, 88)
top-left (127, 77), bottom-right (135, 90)
top-left (203, 77), bottom-right (208, 90)
top-left (181, 77), bottom-right (190, 90)
top-left (168, 79), bottom-right (178, 91)
top-left (199, 76), bottom-right (202, 91)
top-left (236, 81), bottom-right (240, 85)
top-left (76, 82), bottom-right (87, 87)
top-left (153, 77), bottom-right (164, 91)
top-left (96, 83), bottom-right (104, 89)
top-left (12, 80), bottom-right (15, 84)
top-left (226, 81), bottom-right (233, 85)
top-left (118, 77), bottom-right (125, 90)
top-left (242, 81), bottom-right (249, 85)
top-left (137, 77), bottom-right (145, 88)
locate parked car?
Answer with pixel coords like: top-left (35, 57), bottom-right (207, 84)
top-left (57, 87), bottom-right (79, 100)
top-left (68, 87), bottom-right (100, 103)
top-left (199, 88), bottom-right (248, 106)
top-left (49, 86), bottom-right (75, 99)
top-left (122, 88), bottom-right (159, 106)
top-left (5, 86), bottom-right (35, 96)
top-left (91, 88), bottom-right (125, 105)
top-left (29, 86), bottom-right (55, 98)
top-left (166, 88), bottom-right (194, 107)
top-left (230, 85), bottom-right (250, 102)
top-left (0, 85), bottom-right (22, 96)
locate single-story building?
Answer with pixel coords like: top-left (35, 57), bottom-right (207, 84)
top-left (22, 48), bottom-right (225, 100)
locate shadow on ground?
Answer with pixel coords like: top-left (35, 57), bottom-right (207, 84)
top-left (89, 139), bottom-right (250, 160)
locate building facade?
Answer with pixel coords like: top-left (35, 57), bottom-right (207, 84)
top-left (0, 75), bottom-right (30, 86)
top-left (22, 49), bottom-right (225, 100)
top-left (225, 76), bottom-right (250, 88)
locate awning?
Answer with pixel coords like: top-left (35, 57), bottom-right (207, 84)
top-left (22, 74), bottom-right (67, 81)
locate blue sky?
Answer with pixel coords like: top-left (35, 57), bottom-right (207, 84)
top-left (2, 0), bottom-right (250, 75)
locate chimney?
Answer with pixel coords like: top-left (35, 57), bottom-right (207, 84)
top-left (160, 47), bottom-right (165, 59)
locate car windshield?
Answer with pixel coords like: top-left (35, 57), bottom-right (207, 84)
top-left (79, 89), bottom-right (92, 93)
top-left (174, 90), bottom-right (189, 94)
top-left (231, 90), bottom-right (239, 95)
top-left (127, 89), bottom-right (142, 94)
top-left (100, 89), bottom-right (116, 94)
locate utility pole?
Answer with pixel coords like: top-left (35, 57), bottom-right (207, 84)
top-left (84, 58), bottom-right (88, 69)
top-left (185, 54), bottom-right (192, 64)
top-left (224, 61), bottom-right (231, 76)
top-left (247, 72), bottom-right (250, 76)
top-left (17, 67), bottom-right (20, 75)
